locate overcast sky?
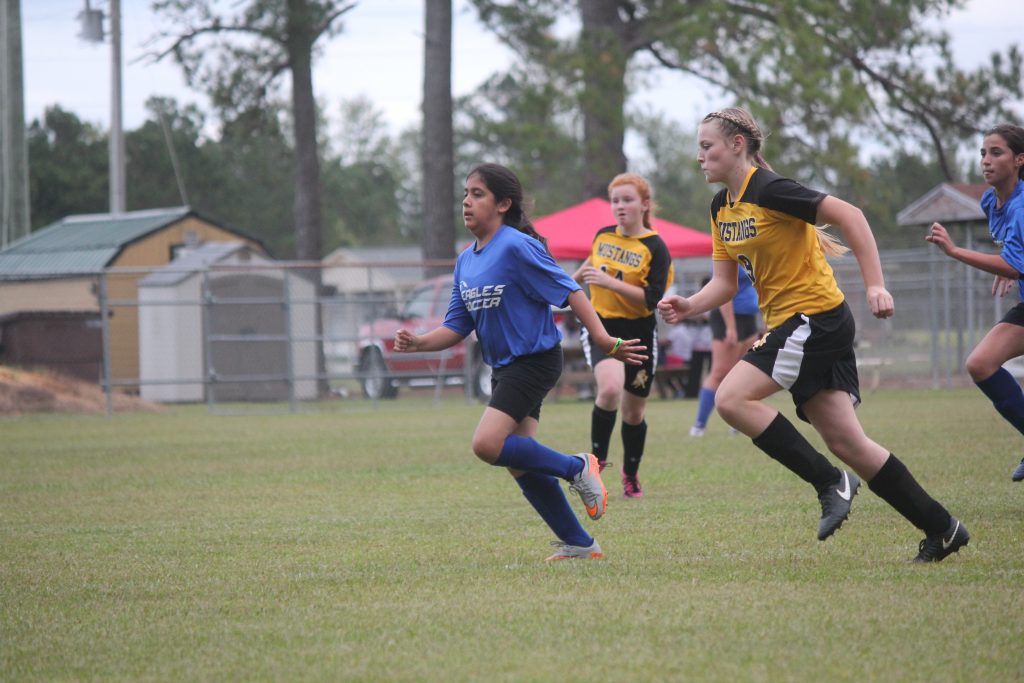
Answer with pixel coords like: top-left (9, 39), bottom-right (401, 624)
top-left (20, 0), bottom-right (1023, 141)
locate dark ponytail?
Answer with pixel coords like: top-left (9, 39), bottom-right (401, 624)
top-left (467, 163), bottom-right (548, 249)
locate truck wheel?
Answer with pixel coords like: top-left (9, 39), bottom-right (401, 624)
top-left (359, 348), bottom-right (398, 400)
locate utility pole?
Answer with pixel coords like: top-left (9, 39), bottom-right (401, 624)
top-left (79, 0), bottom-right (124, 215)
top-left (108, 0), bottom-right (124, 214)
top-left (1, 0), bottom-right (31, 247)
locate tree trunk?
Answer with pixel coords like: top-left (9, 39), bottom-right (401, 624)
top-left (286, 0), bottom-right (327, 394)
top-left (578, 0), bottom-right (628, 199)
top-left (288, 0), bottom-right (323, 263)
top-left (421, 0), bottom-right (456, 276)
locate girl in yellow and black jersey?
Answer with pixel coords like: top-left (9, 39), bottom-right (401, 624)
top-left (659, 107), bottom-right (968, 563)
top-left (573, 173), bottom-right (674, 498)
top-left (709, 166), bottom-right (844, 329)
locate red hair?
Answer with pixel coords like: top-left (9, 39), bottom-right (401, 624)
top-left (608, 173), bottom-right (656, 229)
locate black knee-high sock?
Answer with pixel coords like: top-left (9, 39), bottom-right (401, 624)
top-left (591, 406), bottom-right (617, 463)
top-left (867, 454), bottom-right (951, 536)
top-left (752, 413), bottom-right (840, 493)
top-left (621, 420), bottom-right (647, 476)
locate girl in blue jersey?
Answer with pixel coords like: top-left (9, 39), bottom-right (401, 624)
top-left (926, 123), bottom-right (1024, 482)
top-left (689, 265), bottom-right (760, 437)
top-left (394, 163), bottom-right (646, 561)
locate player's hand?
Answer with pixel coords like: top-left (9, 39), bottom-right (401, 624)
top-left (393, 329), bottom-right (419, 352)
top-left (578, 265), bottom-right (614, 288)
top-left (724, 326), bottom-right (738, 345)
top-left (993, 275), bottom-right (1015, 297)
top-left (657, 295), bottom-right (692, 324)
top-left (607, 337), bottom-right (647, 366)
top-left (866, 286), bottom-right (894, 319)
top-left (925, 222), bottom-right (957, 256)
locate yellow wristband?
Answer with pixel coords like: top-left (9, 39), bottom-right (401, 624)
top-left (611, 337), bottom-right (623, 354)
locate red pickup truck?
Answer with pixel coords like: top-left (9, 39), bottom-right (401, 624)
top-left (356, 275), bottom-right (492, 400)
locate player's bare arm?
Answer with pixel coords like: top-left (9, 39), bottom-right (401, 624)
top-left (819, 195), bottom-right (894, 319)
top-left (658, 260), bottom-right (737, 324)
top-left (927, 221), bottom-right (1021, 279)
top-left (566, 290), bottom-right (647, 365)
top-left (393, 326), bottom-right (464, 353)
top-left (576, 265), bottom-right (647, 307)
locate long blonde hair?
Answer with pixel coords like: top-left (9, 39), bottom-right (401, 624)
top-left (608, 173), bottom-right (656, 230)
top-left (703, 107), bottom-right (849, 257)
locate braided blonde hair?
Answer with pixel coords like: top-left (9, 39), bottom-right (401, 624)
top-left (703, 108), bottom-right (772, 171)
top-left (703, 107), bottom-right (849, 258)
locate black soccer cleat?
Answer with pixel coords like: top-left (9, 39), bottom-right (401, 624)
top-left (1011, 458), bottom-right (1024, 482)
top-left (817, 470), bottom-right (860, 541)
top-left (914, 516), bottom-right (970, 563)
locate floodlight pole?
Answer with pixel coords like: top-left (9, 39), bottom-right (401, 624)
top-left (2, 0), bottom-right (31, 248)
top-left (109, 0), bottom-right (125, 215)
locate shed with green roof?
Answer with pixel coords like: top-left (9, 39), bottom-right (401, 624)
top-left (0, 207), bottom-right (266, 388)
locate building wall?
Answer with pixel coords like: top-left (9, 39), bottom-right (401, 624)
top-left (108, 217), bottom-right (264, 389)
top-left (0, 278), bottom-right (98, 316)
top-left (138, 252), bottom-right (317, 403)
top-left (287, 272), bottom-right (318, 400)
top-left (138, 279), bottom-right (205, 402)
top-left (0, 312), bottom-right (102, 382)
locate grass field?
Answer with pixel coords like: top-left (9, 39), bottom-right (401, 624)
top-left (2, 388), bottom-right (1023, 682)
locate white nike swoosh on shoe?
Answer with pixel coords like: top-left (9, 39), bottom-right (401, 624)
top-left (942, 521), bottom-right (960, 550)
top-left (836, 472), bottom-right (851, 501)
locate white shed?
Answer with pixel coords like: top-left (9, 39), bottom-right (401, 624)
top-left (138, 242), bottom-right (317, 402)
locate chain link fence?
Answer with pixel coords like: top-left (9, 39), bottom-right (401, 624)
top-left (58, 247), bottom-right (1015, 414)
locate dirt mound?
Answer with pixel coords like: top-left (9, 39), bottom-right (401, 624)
top-left (0, 366), bottom-right (162, 415)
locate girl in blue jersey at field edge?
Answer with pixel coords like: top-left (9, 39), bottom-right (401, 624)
top-left (689, 264), bottom-right (760, 437)
top-left (658, 107), bottom-right (969, 562)
top-left (393, 163), bottom-right (647, 562)
top-left (926, 123), bottom-right (1024, 482)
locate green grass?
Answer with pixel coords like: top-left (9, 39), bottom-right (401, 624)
top-left (2, 389), bottom-right (1023, 682)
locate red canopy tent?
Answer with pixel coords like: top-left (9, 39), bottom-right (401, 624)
top-left (533, 198), bottom-right (712, 260)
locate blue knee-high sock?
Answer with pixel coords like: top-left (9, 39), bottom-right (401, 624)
top-left (976, 368), bottom-right (1024, 437)
top-left (694, 386), bottom-right (716, 428)
top-left (516, 473), bottom-right (592, 547)
top-left (495, 435), bottom-right (584, 480)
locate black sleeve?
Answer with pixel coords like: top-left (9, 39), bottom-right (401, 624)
top-left (709, 189), bottom-right (729, 233)
top-left (760, 176), bottom-right (827, 225)
top-left (642, 235), bottom-right (672, 310)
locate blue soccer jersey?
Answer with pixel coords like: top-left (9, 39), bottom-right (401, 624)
top-left (443, 226), bottom-right (581, 368)
top-left (982, 181), bottom-right (1024, 300)
top-left (733, 265), bottom-right (759, 315)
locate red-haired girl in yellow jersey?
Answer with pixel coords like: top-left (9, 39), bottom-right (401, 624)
top-left (658, 108), bottom-right (968, 562)
top-left (573, 173), bottom-right (673, 498)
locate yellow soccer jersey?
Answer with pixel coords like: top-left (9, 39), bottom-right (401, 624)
top-left (710, 167), bottom-right (844, 329)
top-left (588, 225), bottom-right (674, 319)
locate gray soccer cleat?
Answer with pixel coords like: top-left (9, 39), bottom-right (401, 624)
top-left (545, 538), bottom-right (604, 561)
top-left (568, 453), bottom-right (608, 520)
top-left (1012, 458), bottom-right (1024, 482)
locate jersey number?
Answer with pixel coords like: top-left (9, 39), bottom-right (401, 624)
top-left (737, 254), bottom-right (755, 284)
top-left (599, 264), bottom-right (624, 281)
